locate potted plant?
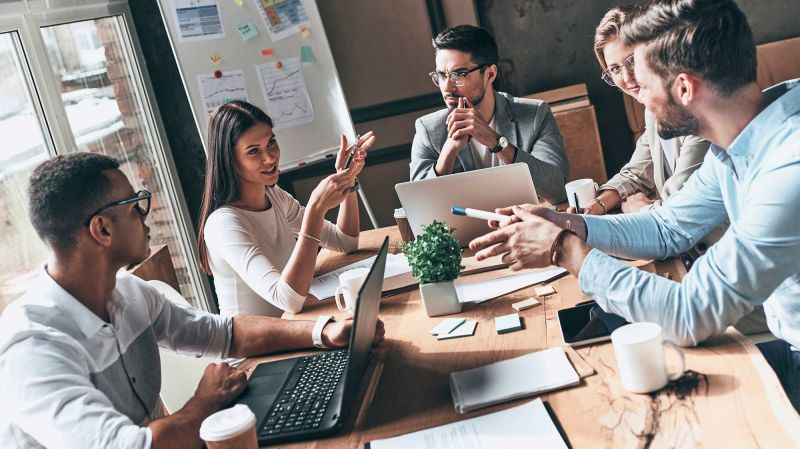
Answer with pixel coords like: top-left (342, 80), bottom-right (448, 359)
top-left (401, 220), bottom-right (464, 317)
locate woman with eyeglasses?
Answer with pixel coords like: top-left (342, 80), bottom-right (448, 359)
top-left (581, 5), bottom-right (710, 215)
top-left (197, 100), bottom-right (375, 317)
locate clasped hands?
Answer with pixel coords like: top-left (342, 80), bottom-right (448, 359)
top-left (443, 97), bottom-right (499, 155)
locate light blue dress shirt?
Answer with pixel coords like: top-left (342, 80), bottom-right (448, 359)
top-left (579, 79), bottom-right (800, 347)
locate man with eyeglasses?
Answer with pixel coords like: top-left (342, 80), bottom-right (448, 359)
top-left (410, 24), bottom-right (569, 203)
top-left (0, 153), bottom-right (384, 448)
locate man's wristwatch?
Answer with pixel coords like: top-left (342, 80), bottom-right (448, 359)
top-left (490, 135), bottom-right (509, 154)
top-left (312, 315), bottom-right (334, 349)
top-left (348, 178), bottom-right (360, 193)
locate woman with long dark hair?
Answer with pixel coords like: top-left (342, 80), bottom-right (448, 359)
top-left (197, 100), bottom-right (375, 317)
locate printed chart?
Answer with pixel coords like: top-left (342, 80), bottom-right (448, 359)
top-left (253, 0), bottom-right (309, 41)
top-left (255, 57), bottom-right (314, 129)
top-left (197, 70), bottom-right (249, 120)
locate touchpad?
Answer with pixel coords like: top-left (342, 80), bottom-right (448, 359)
top-left (236, 373), bottom-right (285, 423)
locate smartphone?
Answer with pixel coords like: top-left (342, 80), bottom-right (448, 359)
top-left (557, 301), bottom-right (628, 346)
top-left (343, 134), bottom-right (360, 169)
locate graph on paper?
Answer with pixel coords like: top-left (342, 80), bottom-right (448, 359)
top-left (197, 70), bottom-right (249, 120)
top-left (255, 57), bottom-right (314, 129)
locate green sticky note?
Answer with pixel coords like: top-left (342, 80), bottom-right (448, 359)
top-left (300, 45), bottom-right (314, 63)
top-left (233, 0), bottom-right (243, 6)
top-left (236, 20), bottom-right (259, 42)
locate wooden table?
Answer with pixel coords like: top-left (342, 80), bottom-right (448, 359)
top-left (242, 227), bottom-right (800, 448)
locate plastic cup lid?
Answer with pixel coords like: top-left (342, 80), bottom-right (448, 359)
top-left (394, 208), bottom-right (406, 218)
top-left (199, 404), bottom-right (256, 442)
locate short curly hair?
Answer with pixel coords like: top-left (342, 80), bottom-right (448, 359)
top-left (432, 25), bottom-right (499, 68)
top-left (28, 152), bottom-right (119, 252)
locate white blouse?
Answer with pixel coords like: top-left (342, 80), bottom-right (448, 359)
top-left (204, 186), bottom-right (358, 317)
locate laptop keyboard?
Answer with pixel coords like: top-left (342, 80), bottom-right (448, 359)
top-left (259, 350), bottom-right (348, 437)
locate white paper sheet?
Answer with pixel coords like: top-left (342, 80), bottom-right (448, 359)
top-left (255, 57), bottom-right (314, 129)
top-left (456, 267), bottom-right (566, 304)
top-left (252, 0), bottom-right (310, 42)
top-left (368, 398), bottom-right (568, 449)
top-left (197, 71), bottom-right (248, 120)
top-left (309, 253), bottom-right (411, 300)
top-left (173, 0), bottom-right (224, 42)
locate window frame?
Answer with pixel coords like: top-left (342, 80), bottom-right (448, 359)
top-left (0, 0), bottom-right (214, 311)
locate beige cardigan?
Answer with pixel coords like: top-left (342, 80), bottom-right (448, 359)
top-left (600, 109), bottom-right (710, 209)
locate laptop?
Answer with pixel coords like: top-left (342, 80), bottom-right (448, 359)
top-left (235, 237), bottom-right (388, 445)
top-left (395, 163), bottom-right (539, 246)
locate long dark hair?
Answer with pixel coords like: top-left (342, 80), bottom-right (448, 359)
top-left (198, 100), bottom-right (273, 274)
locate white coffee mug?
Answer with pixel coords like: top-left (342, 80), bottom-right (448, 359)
top-left (611, 322), bottom-right (685, 394)
top-left (565, 178), bottom-right (599, 210)
top-left (334, 268), bottom-right (370, 314)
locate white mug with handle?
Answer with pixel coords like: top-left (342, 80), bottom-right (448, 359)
top-left (611, 322), bottom-right (685, 393)
top-left (334, 268), bottom-right (370, 314)
top-left (565, 178), bottom-right (599, 210)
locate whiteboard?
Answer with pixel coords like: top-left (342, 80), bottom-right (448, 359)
top-left (157, 0), bottom-right (354, 171)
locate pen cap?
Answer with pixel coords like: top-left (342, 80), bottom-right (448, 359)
top-left (451, 206), bottom-right (467, 216)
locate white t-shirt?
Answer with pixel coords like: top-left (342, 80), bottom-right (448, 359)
top-left (659, 136), bottom-right (678, 178)
top-left (468, 117), bottom-right (499, 169)
top-left (203, 186), bottom-right (358, 317)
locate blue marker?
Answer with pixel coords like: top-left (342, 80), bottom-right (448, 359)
top-left (452, 205), bottom-right (511, 224)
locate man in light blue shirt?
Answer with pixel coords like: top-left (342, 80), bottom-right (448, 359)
top-left (469, 0), bottom-right (800, 411)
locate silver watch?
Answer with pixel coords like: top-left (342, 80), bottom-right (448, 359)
top-left (490, 135), bottom-right (508, 153)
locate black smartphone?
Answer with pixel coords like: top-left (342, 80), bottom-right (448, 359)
top-left (557, 301), bottom-right (628, 346)
top-left (343, 134), bottom-right (360, 169)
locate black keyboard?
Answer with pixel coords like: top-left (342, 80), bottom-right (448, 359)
top-left (259, 350), bottom-right (348, 437)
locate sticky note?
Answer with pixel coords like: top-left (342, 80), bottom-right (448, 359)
top-left (430, 318), bottom-right (466, 335)
top-left (261, 0), bottom-right (275, 6)
top-left (534, 286), bottom-right (556, 297)
top-left (236, 20), bottom-right (259, 42)
top-left (495, 313), bottom-right (523, 334)
top-left (209, 53), bottom-right (222, 65)
top-left (233, 0), bottom-right (243, 6)
top-left (438, 320), bottom-right (477, 340)
top-left (512, 297), bottom-right (540, 311)
top-left (260, 48), bottom-right (274, 56)
top-left (300, 45), bottom-right (314, 63)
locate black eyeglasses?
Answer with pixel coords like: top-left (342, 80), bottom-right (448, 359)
top-left (601, 54), bottom-right (635, 86)
top-left (85, 190), bottom-right (152, 225)
top-left (429, 65), bottom-right (487, 87)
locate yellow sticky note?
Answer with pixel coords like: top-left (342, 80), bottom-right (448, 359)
top-left (233, 0), bottom-right (243, 6)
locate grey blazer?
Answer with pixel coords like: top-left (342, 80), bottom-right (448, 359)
top-left (409, 91), bottom-right (569, 203)
top-left (600, 109), bottom-right (711, 208)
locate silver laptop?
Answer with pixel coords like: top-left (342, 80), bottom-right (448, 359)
top-left (395, 163), bottom-right (538, 246)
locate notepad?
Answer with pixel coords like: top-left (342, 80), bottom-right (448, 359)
top-left (430, 318), bottom-right (466, 335)
top-left (534, 285), bottom-right (556, 297)
top-left (495, 313), bottom-right (522, 334)
top-left (449, 347), bottom-right (580, 413)
top-left (437, 320), bottom-right (477, 340)
top-left (367, 399), bottom-right (568, 449)
top-left (512, 297), bottom-right (540, 311)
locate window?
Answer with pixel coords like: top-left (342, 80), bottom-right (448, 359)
top-left (0, 32), bottom-right (50, 312)
top-left (39, 16), bottom-right (203, 306)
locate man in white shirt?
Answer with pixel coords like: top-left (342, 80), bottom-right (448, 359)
top-left (0, 152), bottom-right (384, 449)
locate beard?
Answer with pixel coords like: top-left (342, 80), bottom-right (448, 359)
top-left (656, 94), bottom-right (700, 139)
top-left (444, 86), bottom-right (487, 111)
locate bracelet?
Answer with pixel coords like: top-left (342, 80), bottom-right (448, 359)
top-left (549, 228), bottom-right (577, 267)
top-left (298, 232), bottom-right (321, 244)
top-left (312, 315), bottom-right (333, 349)
top-left (590, 198), bottom-right (607, 214)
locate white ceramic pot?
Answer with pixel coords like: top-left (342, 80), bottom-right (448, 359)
top-left (419, 280), bottom-right (462, 317)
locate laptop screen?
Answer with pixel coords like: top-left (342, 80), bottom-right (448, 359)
top-left (339, 237), bottom-right (388, 411)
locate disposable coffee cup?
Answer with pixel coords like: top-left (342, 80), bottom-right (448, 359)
top-left (394, 208), bottom-right (415, 243)
top-left (199, 404), bottom-right (258, 449)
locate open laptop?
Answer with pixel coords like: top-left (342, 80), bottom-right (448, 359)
top-left (235, 237), bottom-right (388, 445)
top-left (396, 163), bottom-right (538, 246)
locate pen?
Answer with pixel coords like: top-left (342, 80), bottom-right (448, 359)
top-left (451, 205), bottom-right (511, 224)
top-left (573, 192), bottom-right (581, 213)
top-left (343, 134), bottom-right (361, 169)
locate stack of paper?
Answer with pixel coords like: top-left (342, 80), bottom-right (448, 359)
top-left (309, 253), bottom-right (411, 300)
top-left (367, 398), bottom-right (568, 448)
top-left (457, 267), bottom-right (566, 304)
top-left (449, 347), bottom-right (579, 414)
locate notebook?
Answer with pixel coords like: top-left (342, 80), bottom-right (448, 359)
top-left (449, 347), bottom-right (580, 414)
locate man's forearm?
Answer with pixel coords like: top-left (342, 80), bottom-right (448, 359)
top-left (149, 395), bottom-right (219, 449)
top-left (557, 233), bottom-right (592, 276)
top-left (230, 315), bottom-right (315, 358)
